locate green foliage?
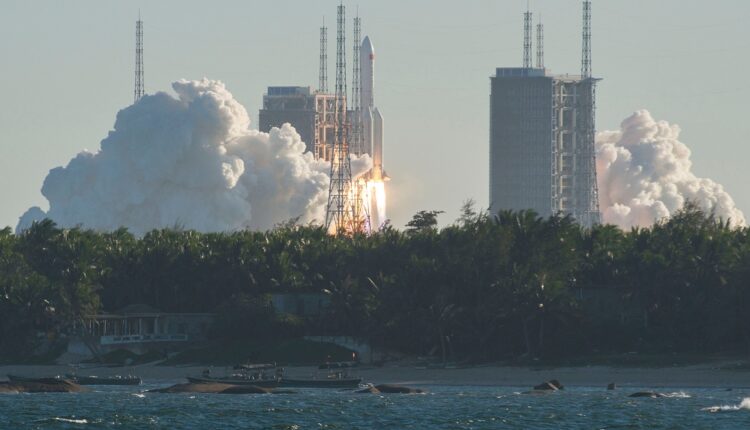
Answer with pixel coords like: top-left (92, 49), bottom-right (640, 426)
top-left (3, 202), bottom-right (750, 362)
top-left (405, 210), bottom-right (444, 233)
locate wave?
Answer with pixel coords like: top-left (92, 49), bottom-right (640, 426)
top-left (51, 417), bottom-right (89, 424)
top-left (663, 392), bottom-right (691, 398)
top-left (703, 397), bottom-right (750, 413)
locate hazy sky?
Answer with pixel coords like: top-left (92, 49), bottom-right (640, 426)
top-left (1, 0), bottom-right (749, 230)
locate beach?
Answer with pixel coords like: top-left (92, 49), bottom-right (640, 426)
top-left (3, 361), bottom-right (750, 389)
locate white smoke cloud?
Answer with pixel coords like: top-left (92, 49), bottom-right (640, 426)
top-left (18, 78), bottom-right (371, 234)
top-left (596, 110), bottom-right (745, 229)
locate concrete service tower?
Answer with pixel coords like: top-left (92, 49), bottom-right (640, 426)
top-left (360, 36), bottom-right (387, 228)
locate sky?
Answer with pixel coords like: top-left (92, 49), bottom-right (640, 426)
top-left (1, 0), bottom-right (749, 230)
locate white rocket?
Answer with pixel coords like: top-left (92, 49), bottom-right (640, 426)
top-left (359, 35), bottom-right (387, 229)
top-left (360, 36), bottom-right (385, 182)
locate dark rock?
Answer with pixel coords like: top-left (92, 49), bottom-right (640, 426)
top-left (148, 383), bottom-right (292, 395)
top-left (0, 380), bottom-right (86, 393)
top-left (607, 383), bottom-right (617, 390)
top-left (357, 386), bottom-right (381, 394)
top-left (218, 385), bottom-right (273, 394)
top-left (368, 384), bottom-right (426, 394)
top-left (628, 391), bottom-right (666, 398)
top-left (533, 380), bottom-right (564, 391)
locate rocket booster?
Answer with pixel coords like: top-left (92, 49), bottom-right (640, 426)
top-left (360, 36), bottom-right (384, 181)
top-left (361, 36), bottom-right (374, 111)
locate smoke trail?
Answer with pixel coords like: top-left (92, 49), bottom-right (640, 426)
top-left (596, 110), bottom-right (745, 229)
top-left (17, 79), bottom-right (371, 234)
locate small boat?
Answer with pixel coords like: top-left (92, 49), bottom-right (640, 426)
top-left (7, 375), bottom-right (72, 385)
top-left (279, 361), bottom-right (362, 388)
top-left (187, 363), bottom-right (280, 388)
top-left (9, 373), bottom-right (141, 386)
top-left (65, 374), bottom-right (142, 386)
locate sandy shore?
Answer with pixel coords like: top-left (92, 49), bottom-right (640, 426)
top-left (2, 361), bottom-right (750, 389)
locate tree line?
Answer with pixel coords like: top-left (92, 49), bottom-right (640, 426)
top-left (2, 201), bottom-right (749, 361)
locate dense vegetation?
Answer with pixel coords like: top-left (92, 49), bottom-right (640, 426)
top-left (2, 202), bottom-right (749, 362)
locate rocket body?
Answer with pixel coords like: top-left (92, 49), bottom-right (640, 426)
top-left (360, 35), bottom-right (387, 229)
top-left (360, 36), bottom-right (383, 181)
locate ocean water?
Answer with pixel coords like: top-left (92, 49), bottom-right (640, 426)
top-left (2, 382), bottom-right (750, 429)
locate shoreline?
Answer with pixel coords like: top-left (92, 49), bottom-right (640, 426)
top-left (2, 362), bottom-right (750, 389)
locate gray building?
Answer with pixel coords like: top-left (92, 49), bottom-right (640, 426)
top-left (489, 67), bottom-right (600, 227)
top-left (259, 86), bottom-right (335, 159)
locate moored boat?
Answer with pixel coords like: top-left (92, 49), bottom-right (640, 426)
top-left (188, 363), bottom-right (280, 388)
top-left (279, 361), bottom-right (362, 388)
top-left (7, 375), bottom-right (72, 385)
top-left (8, 373), bottom-right (142, 386)
top-left (66, 374), bottom-right (142, 385)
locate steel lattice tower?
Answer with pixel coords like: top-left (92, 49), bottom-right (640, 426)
top-left (134, 13), bottom-right (144, 103)
top-left (325, 4), bottom-right (357, 234)
top-left (581, 1), bottom-right (591, 79)
top-left (578, 0), bottom-right (601, 227)
top-left (351, 14), bottom-right (362, 156)
top-left (319, 19), bottom-right (328, 93)
top-left (536, 19), bottom-right (544, 69)
top-left (523, 9), bottom-right (532, 68)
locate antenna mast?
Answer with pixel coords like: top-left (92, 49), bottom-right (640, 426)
top-left (325, 4), bottom-right (355, 233)
top-left (319, 18), bottom-right (328, 93)
top-left (134, 12), bottom-right (144, 102)
top-left (523, 7), bottom-right (532, 68)
top-left (536, 18), bottom-right (544, 69)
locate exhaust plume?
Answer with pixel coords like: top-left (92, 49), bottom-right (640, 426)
top-left (596, 110), bottom-right (745, 229)
top-left (17, 79), bottom-right (371, 234)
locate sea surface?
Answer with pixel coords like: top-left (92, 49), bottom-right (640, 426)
top-left (2, 382), bottom-right (750, 429)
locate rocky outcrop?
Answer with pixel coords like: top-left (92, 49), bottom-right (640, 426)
top-left (607, 383), bottom-right (617, 390)
top-left (0, 380), bottom-right (86, 393)
top-left (533, 380), bottom-right (564, 391)
top-left (357, 384), bottom-right (426, 394)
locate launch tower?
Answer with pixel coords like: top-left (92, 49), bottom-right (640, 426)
top-left (489, 1), bottom-right (600, 228)
top-left (325, 4), bottom-right (368, 234)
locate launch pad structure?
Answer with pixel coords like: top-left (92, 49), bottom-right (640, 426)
top-left (258, 5), bottom-right (386, 235)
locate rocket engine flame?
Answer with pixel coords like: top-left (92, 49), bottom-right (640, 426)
top-left (368, 180), bottom-right (387, 230)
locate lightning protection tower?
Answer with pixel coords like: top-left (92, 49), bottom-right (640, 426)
top-left (319, 19), bottom-right (328, 93)
top-left (577, 0), bottom-right (601, 227)
top-left (536, 18), bottom-right (544, 69)
top-left (350, 13), bottom-right (362, 156)
top-left (523, 7), bottom-right (532, 68)
top-left (134, 12), bottom-right (144, 102)
top-left (325, 4), bottom-right (359, 234)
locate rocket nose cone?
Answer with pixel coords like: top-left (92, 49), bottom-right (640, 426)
top-left (361, 36), bottom-right (374, 56)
